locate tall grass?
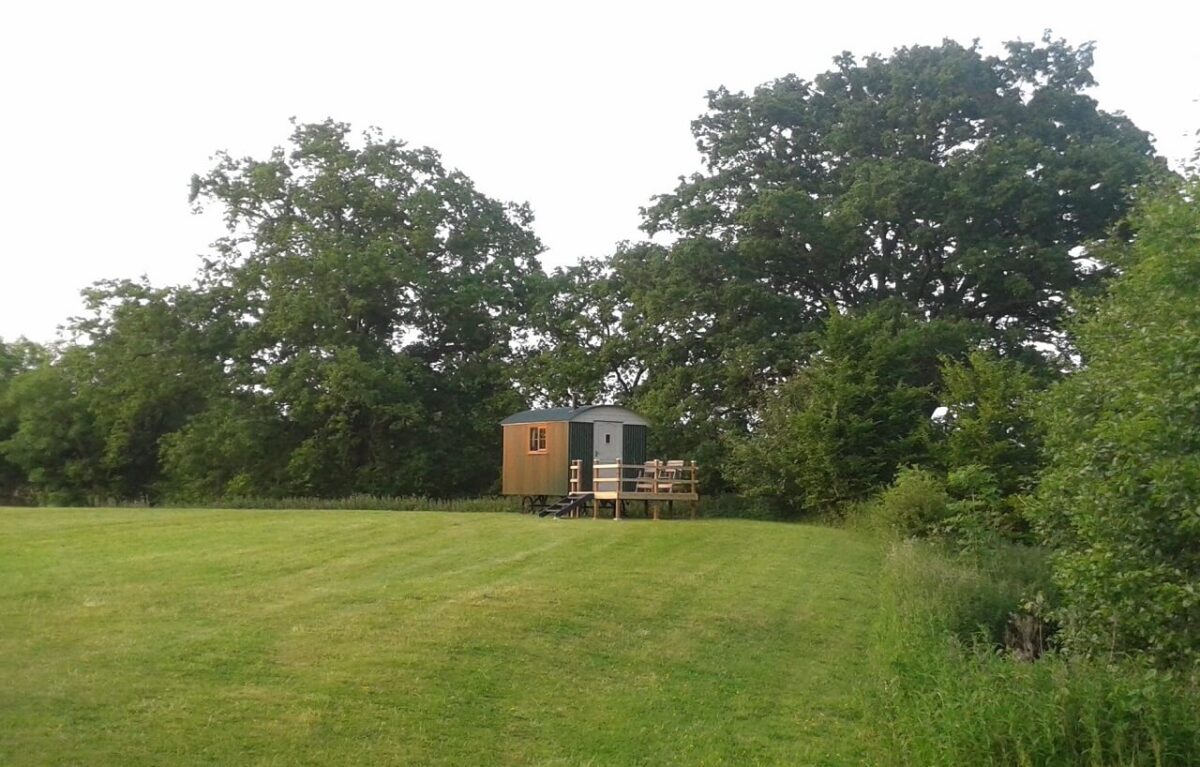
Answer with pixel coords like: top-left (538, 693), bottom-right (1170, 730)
top-left (163, 495), bottom-right (523, 513)
top-left (865, 541), bottom-right (1200, 765)
top-left (57, 493), bottom-right (789, 520)
top-left (694, 494), bottom-right (789, 520)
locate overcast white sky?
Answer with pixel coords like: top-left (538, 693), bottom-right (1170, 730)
top-left (2, 0), bottom-right (1197, 343)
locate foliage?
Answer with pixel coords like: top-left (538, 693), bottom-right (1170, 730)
top-left (854, 348), bottom-right (1045, 545)
top-left (941, 465), bottom-right (1013, 548)
top-left (1030, 180), bottom-right (1200, 666)
top-left (0, 349), bottom-right (105, 504)
top-left (860, 464), bottom-right (1037, 553)
top-left (863, 467), bottom-right (952, 538)
top-left (935, 350), bottom-right (1042, 495)
top-left (174, 119), bottom-right (542, 499)
top-left (644, 35), bottom-right (1162, 345)
top-left (693, 493), bottom-right (790, 521)
top-left (0, 339), bottom-right (53, 502)
top-left (729, 302), bottom-right (976, 514)
top-left (614, 239), bottom-right (815, 490)
top-left (181, 494), bottom-right (521, 513)
top-left (928, 350), bottom-right (1044, 538)
top-left (586, 35), bottom-right (1164, 487)
top-left (1, 121), bottom-right (544, 504)
top-left (157, 399), bottom-right (285, 500)
top-left (865, 541), bottom-right (1200, 766)
top-left (70, 279), bottom-right (228, 500)
top-left (517, 256), bottom-right (643, 406)
top-left (0, 37), bottom-right (1173, 507)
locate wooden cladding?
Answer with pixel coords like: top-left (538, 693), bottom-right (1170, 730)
top-left (502, 418), bottom-right (651, 498)
top-left (502, 421), bottom-right (569, 496)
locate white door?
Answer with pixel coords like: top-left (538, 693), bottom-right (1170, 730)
top-left (593, 421), bottom-right (623, 463)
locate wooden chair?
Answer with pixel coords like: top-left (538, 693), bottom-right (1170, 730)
top-left (660, 460), bottom-right (687, 493)
top-left (635, 461), bottom-right (660, 493)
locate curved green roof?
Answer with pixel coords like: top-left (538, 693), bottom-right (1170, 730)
top-left (500, 405), bottom-right (645, 425)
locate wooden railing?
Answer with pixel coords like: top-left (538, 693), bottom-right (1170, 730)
top-left (570, 459), bottom-right (699, 498)
top-left (569, 459), bottom-right (583, 494)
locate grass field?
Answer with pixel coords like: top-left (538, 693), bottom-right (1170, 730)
top-left (0, 509), bottom-right (882, 766)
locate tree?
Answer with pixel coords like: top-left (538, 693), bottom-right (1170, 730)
top-left (0, 120), bottom-right (544, 504)
top-left (936, 351), bottom-right (1043, 490)
top-left (0, 348), bottom-right (105, 504)
top-left (518, 257), bottom-right (644, 407)
top-left (0, 339), bottom-right (49, 502)
top-left (932, 350), bottom-right (1043, 537)
top-left (1030, 179), bottom-right (1200, 666)
top-left (728, 302), bottom-right (977, 514)
top-left (65, 279), bottom-right (229, 500)
top-left (614, 239), bottom-right (812, 488)
top-left (616, 36), bottom-right (1164, 481)
top-left (646, 35), bottom-right (1162, 340)
top-left (178, 119), bottom-right (544, 497)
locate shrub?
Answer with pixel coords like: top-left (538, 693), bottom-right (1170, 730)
top-left (158, 495), bottom-right (523, 513)
top-left (1030, 180), bottom-right (1200, 666)
top-left (864, 467), bottom-right (951, 537)
top-left (861, 464), bottom-right (1031, 551)
top-left (934, 350), bottom-right (1043, 500)
top-left (729, 302), bottom-right (977, 515)
top-left (941, 465), bottom-right (1028, 547)
top-left (865, 541), bottom-right (1200, 765)
top-left (693, 494), bottom-right (788, 521)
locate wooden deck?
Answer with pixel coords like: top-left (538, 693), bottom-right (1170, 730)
top-left (569, 460), bottom-right (699, 520)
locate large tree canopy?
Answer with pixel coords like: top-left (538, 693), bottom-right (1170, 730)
top-left (0, 38), bottom-right (1174, 507)
top-left (171, 119), bottom-right (545, 498)
top-left (597, 36), bottom-right (1166, 487)
top-left (644, 36), bottom-right (1162, 340)
top-left (0, 121), bottom-right (546, 503)
top-left (190, 120), bottom-right (542, 364)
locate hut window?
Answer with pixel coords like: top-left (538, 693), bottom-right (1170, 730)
top-left (528, 426), bottom-right (547, 453)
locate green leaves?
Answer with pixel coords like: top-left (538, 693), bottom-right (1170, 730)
top-left (645, 37), bottom-right (1162, 346)
top-left (935, 350), bottom-right (1042, 518)
top-left (588, 36), bottom-right (1167, 489)
top-left (176, 120), bottom-right (544, 498)
top-left (1031, 179), bottom-right (1200, 666)
top-left (1, 121), bottom-right (546, 503)
top-left (728, 303), bottom-right (977, 514)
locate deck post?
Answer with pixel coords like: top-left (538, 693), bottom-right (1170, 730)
top-left (614, 498), bottom-right (622, 520)
top-left (691, 461), bottom-right (699, 518)
top-left (592, 495), bottom-right (599, 519)
top-left (653, 502), bottom-right (660, 521)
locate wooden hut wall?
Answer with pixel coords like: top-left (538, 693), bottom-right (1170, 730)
top-left (501, 421), bottom-right (570, 496)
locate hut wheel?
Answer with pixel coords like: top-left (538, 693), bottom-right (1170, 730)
top-left (520, 496), bottom-right (535, 514)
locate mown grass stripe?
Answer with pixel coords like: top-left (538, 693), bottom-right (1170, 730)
top-left (0, 509), bottom-right (882, 766)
